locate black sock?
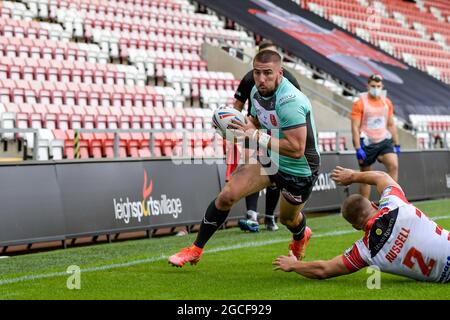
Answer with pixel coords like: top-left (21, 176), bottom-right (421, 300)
top-left (245, 192), bottom-right (259, 212)
top-left (194, 199), bottom-right (230, 248)
top-left (288, 212), bottom-right (307, 241)
top-left (265, 186), bottom-right (280, 217)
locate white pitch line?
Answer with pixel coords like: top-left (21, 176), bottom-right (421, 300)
top-left (0, 230), bottom-right (355, 286)
top-left (0, 215), bottom-right (449, 287)
top-left (206, 229), bottom-right (355, 254)
top-left (431, 215), bottom-right (450, 221)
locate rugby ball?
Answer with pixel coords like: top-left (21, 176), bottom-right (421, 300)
top-left (212, 107), bottom-right (246, 139)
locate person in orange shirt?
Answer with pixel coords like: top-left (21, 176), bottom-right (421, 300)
top-left (351, 74), bottom-right (400, 199)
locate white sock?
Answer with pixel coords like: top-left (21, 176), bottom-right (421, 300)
top-left (246, 210), bottom-right (258, 222)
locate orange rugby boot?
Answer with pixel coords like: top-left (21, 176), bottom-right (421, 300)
top-left (168, 245), bottom-right (203, 267)
top-left (289, 227), bottom-right (312, 260)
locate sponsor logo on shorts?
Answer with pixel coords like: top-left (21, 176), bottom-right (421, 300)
top-left (281, 188), bottom-right (303, 204)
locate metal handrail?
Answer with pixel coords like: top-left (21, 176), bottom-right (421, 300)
top-left (0, 128), bottom-right (39, 159)
top-left (417, 130), bottom-right (450, 150)
top-left (76, 127), bottom-right (353, 154)
top-left (3, 125), bottom-right (442, 162)
top-left (75, 128), bottom-right (219, 158)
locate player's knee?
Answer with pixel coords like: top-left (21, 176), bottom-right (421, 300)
top-left (390, 161), bottom-right (398, 172)
top-left (385, 160), bottom-right (398, 174)
top-left (217, 187), bottom-right (239, 209)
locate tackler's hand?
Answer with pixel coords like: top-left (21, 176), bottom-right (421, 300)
top-left (331, 166), bottom-right (355, 186)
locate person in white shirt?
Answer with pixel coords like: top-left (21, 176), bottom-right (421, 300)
top-left (273, 166), bottom-right (450, 283)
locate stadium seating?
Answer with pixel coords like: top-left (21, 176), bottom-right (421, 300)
top-left (317, 132), bottom-right (348, 152)
top-left (0, 0), bottom-right (250, 160)
top-left (299, 0), bottom-right (450, 148)
top-left (0, 99), bottom-right (223, 158)
top-left (3, 0), bottom-right (445, 159)
top-left (409, 114), bottom-right (450, 149)
top-left (301, 0), bottom-right (450, 84)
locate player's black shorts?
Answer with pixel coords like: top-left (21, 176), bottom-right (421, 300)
top-left (360, 138), bottom-right (395, 167)
top-left (264, 168), bottom-right (318, 206)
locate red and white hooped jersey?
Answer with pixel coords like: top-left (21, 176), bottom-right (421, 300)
top-left (342, 185), bottom-right (450, 283)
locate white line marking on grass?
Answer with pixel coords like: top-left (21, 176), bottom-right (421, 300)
top-left (0, 255), bottom-right (167, 286)
top-left (0, 230), bottom-right (354, 286)
top-left (413, 199), bottom-right (450, 205)
top-left (206, 229), bottom-right (356, 254)
top-left (431, 215), bottom-right (450, 221)
top-left (1, 215), bottom-right (449, 287)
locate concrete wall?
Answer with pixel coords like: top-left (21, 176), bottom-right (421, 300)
top-left (397, 126), bottom-right (417, 149)
top-left (201, 43), bottom-right (252, 80)
top-left (312, 100), bottom-right (353, 148)
top-left (284, 65), bottom-right (353, 117)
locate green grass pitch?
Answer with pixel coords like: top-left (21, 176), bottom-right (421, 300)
top-left (0, 199), bottom-right (449, 300)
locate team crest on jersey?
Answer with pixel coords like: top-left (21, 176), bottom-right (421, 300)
top-left (270, 114), bottom-right (278, 126)
top-left (368, 208), bottom-right (398, 257)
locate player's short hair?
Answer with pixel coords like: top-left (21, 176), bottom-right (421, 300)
top-left (368, 74), bottom-right (383, 83)
top-left (253, 50), bottom-right (282, 65)
top-left (258, 40), bottom-right (276, 51)
top-left (341, 194), bottom-right (372, 228)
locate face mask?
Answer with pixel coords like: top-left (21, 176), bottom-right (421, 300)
top-left (369, 87), bottom-right (382, 98)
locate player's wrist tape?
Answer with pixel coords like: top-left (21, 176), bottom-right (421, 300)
top-left (250, 130), bottom-right (271, 149)
top-left (251, 130), bottom-right (259, 141)
top-left (258, 131), bottom-right (271, 149)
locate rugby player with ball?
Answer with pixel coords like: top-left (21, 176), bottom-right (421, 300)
top-left (169, 50), bottom-right (320, 268)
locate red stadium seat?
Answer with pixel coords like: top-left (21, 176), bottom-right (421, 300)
top-left (89, 139), bottom-right (103, 158)
top-left (138, 139), bottom-right (152, 157)
top-left (57, 114), bottom-right (69, 130)
top-left (127, 140), bottom-right (140, 157)
top-left (44, 113), bottom-right (57, 129)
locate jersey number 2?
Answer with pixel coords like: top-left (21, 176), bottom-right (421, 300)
top-left (402, 247), bottom-right (436, 277)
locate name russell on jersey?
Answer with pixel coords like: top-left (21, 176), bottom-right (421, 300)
top-left (385, 227), bottom-right (410, 263)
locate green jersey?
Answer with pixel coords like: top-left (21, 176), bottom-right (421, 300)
top-left (250, 77), bottom-right (320, 177)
